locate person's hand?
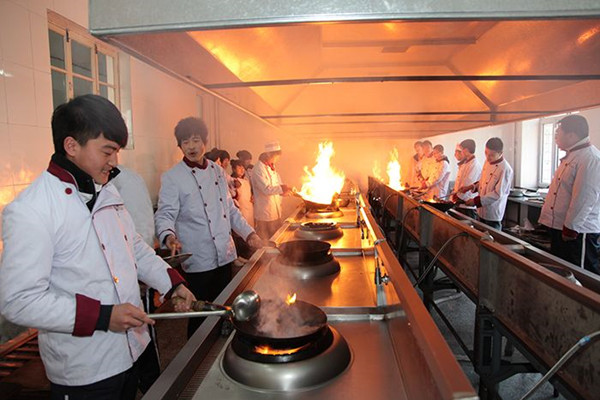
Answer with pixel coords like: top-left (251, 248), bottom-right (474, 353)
top-left (420, 182), bottom-right (427, 190)
top-left (458, 185), bottom-right (469, 194)
top-left (464, 199), bottom-right (475, 207)
top-left (109, 303), bottom-right (154, 332)
top-left (562, 226), bottom-right (578, 242)
top-left (246, 232), bottom-right (266, 249)
top-left (165, 234), bottom-right (182, 257)
top-left (280, 184), bottom-right (292, 196)
top-left (451, 194), bottom-right (458, 203)
top-left (233, 179), bottom-right (242, 189)
top-left (171, 285), bottom-right (196, 312)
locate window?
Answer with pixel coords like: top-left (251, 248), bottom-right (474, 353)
top-left (538, 115), bottom-right (570, 187)
top-left (48, 14), bottom-right (119, 110)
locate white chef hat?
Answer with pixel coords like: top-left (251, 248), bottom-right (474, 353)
top-left (265, 141), bottom-right (282, 152)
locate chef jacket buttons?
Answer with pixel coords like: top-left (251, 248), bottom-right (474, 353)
top-left (223, 214), bottom-right (226, 218)
top-left (199, 185), bottom-right (202, 189)
top-left (192, 170), bottom-right (196, 174)
top-left (212, 237), bottom-right (216, 240)
top-left (113, 276), bottom-right (119, 283)
top-left (208, 219), bottom-right (211, 223)
top-left (219, 198), bottom-right (222, 201)
top-left (204, 203), bottom-right (207, 207)
top-left (215, 181), bottom-right (218, 185)
top-left (65, 188), bottom-right (72, 195)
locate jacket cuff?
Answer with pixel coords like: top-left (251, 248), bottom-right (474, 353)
top-left (474, 196), bottom-right (482, 208)
top-left (73, 294), bottom-right (101, 337)
top-left (562, 226), bottom-right (578, 239)
top-left (164, 268), bottom-right (187, 300)
top-left (95, 305), bottom-right (113, 332)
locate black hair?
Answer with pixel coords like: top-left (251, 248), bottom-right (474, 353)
top-left (422, 140), bottom-right (433, 147)
top-left (433, 144), bottom-right (444, 153)
top-left (205, 148), bottom-right (221, 162)
top-left (558, 115), bottom-right (589, 139)
top-left (218, 150), bottom-right (231, 161)
top-left (231, 159), bottom-right (243, 169)
top-left (174, 117), bottom-right (208, 146)
top-left (51, 94), bottom-right (128, 154)
top-left (486, 137), bottom-right (504, 153)
top-left (236, 150), bottom-right (252, 161)
top-left (460, 139), bottom-right (476, 154)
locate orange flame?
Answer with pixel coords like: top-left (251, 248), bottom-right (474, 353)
top-left (286, 293), bottom-right (297, 305)
top-left (254, 344), bottom-right (307, 355)
top-left (298, 142), bottom-right (345, 205)
top-left (386, 148), bottom-right (403, 191)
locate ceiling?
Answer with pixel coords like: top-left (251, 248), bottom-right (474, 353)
top-left (104, 18), bottom-right (600, 138)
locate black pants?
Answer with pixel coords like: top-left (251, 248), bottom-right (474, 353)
top-left (478, 217), bottom-right (502, 231)
top-left (549, 229), bottom-right (600, 274)
top-left (51, 363), bottom-right (139, 400)
top-left (185, 263), bottom-right (233, 338)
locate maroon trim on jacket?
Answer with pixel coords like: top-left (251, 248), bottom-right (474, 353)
top-left (47, 161), bottom-right (77, 186)
top-left (261, 160), bottom-right (275, 171)
top-left (562, 225), bottom-right (579, 239)
top-left (474, 196), bottom-right (482, 208)
top-left (73, 294), bottom-right (101, 337)
top-left (568, 142), bottom-right (592, 154)
top-left (183, 157), bottom-right (208, 170)
top-left (489, 157), bottom-right (504, 165)
top-left (163, 269), bottom-right (187, 300)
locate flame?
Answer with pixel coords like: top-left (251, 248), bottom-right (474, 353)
top-left (372, 160), bottom-right (383, 182)
top-left (578, 26), bottom-right (600, 45)
top-left (254, 344), bottom-right (307, 355)
top-left (298, 142), bottom-right (345, 204)
top-left (285, 293), bottom-right (297, 305)
top-left (386, 148), bottom-right (403, 191)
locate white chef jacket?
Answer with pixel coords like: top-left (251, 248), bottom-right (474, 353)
top-left (155, 159), bottom-right (254, 273)
top-left (0, 163), bottom-right (180, 386)
top-left (112, 165), bottom-right (155, 246)
top-left (235, 175), bottom-right (254, 228)
top-left (474, 157), bottom-right (513, 222)
top-left (251, 160), bottom-right (283, 222)
top-left (454, 156), bottom-right (482, 202)
top-left (408, 154), bottom-right (422, 188)
top-left (419, 154), bottom-right (437, 185)
top-left (539, 140), bottom-right (600, 233)
top-left (424, 157), bottom-right (450, 198)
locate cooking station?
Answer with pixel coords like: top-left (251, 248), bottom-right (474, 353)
top-left (144, 192), bottom-right (477, 399)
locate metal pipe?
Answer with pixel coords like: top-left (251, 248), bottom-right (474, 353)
top-left (414, 232), bottom-right (469, 288)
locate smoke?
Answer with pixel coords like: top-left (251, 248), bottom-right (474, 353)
top-left (253, 298), bottom-right (321, 338)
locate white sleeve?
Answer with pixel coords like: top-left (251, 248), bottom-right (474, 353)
top-left (0, 202), bottom-right (76, 333)
top-left (564, 156), bottom-right (600, 231)
top-left (155, 173), bottom-right (180, 245)
top-left (480, 165), bottom-right (512, 206)
top-left (252, 166), bottom-right (283, 196)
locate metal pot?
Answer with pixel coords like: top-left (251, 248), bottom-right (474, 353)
top-left (421, 200), bottom-right (455, 212)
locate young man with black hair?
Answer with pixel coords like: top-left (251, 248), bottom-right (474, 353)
top-left (461, 137), bottom-right (513, 231)
top-left (418, 140), bottom-right (436, 187)
top-left (539, 115), bottom-right (600, 274)
top-left (0, 94), bottom-right (195, 400)
top-left (452, 139), bottom-right (482, 219)
top-left (155, 117), bottom-right (263, 338)
top-left (421, 144), bottom-right (450, 198)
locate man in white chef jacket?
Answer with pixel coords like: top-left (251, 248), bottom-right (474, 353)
top-left (155, 117), bottom-right (263, 338)
top-left (407, 141), bottom-right (424, 188)
top-left (421, 144), bottom-right (450, 198)
top-left (462, 137), bottom-right (513, 231)
top-left (251, 141), bottom-right (292, 239)
top-left (452, 139), bottom-right (482, 219)
top-left (539, 115), bottom-right (600, 274)
top-left (418, 140), bottom-right (436, 187)
top-left (0, 95), bottom-right (195, 400)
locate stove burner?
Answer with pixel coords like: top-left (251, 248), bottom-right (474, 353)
top-left (295, 222), bottom-right (343, 241)
top-left (270, 253), bottom-right (340, 280)
top-left (305, 206), bottom-right (344, 219)
top-left (231, 324), bottom-right (332, 363)
top-left (222, 326), bottom-right (351, 391)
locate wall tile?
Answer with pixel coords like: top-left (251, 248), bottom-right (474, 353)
top-left (0, 60), bottom-right (7, 124)
top-left (24, 0), bottom-right (52, 17)
top-left (0, 123), bottom-right (14, 187)
top-left (4, 61), bottom-right (36, 126)
top-left (29, 11), bottom-right (50, 73)
top-left (8, 124), bottom-right (52, 185)
top-left (0, 1), bottom-right (33, 67)
top-left (34, 70), bottom-right (52, 127)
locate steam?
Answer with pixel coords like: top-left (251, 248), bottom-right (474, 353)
top-left (253, 298), bottom-right (319, 338)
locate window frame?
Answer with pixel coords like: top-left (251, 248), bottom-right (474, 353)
top-left (537, 113), bottom-right (572, 188)
top-left (48, 12), bottom-right (120, 109)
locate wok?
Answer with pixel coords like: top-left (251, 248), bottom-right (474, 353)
top-left (421, 199), bottom-right (456, 212)
top-left (232, 299), bottom-right (328, 348)
top-left (276, 240), bottom-right (332, 263)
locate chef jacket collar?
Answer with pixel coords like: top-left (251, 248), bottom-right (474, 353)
top-left (183, 156), bottom-right (208, 169)
top-left (436, 156), bottom-right (450, 163)
top-left (490, 156), bottom-right (504, 165)
top-left (567, 137), bottom-right (591, 153)
top-left (261, 160), bottom-right (275, 171)
top-left (48, 153), bottom-right (120, 210)
top-left (457, 155), bottom-right (475, 166)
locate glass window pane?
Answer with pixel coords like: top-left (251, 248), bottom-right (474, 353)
top-left (51, 70), bottom-right (67, 109)
top-left (49, 30), bottom-right (65, 69)
top-left (98, 52), bottom-right (107, 82)
top-left (540, 123), bottom-right (554, 185)
top-left (99, 84), bottom-right (116, 103)
top-left (71, 40), bottom-right (92, 78)
top-left (73, 77), bottom-right (93, 97)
